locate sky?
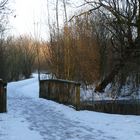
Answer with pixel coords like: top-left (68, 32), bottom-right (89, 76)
top-left (10, 0), bottom-right (47, 40)
top-left (9, 0), bottom-right (84, 41)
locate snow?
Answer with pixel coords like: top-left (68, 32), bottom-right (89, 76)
top-left (80, 83), bottom-right (140, 101)
top-left (80, 85), bottom-right (113, 101)
top-left (0, 76), bottom-right (140, 140)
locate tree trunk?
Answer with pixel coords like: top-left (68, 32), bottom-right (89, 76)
top-left (95, 62), bottom-right (124, 92)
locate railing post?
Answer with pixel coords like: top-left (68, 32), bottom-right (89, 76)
top-left (76, 85), bottom-right (80, 110)
top-left (0, 79), bottom-right (7, 113)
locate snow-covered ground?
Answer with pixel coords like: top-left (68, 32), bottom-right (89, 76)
top-left (0, 76), bottom-right (140, 140)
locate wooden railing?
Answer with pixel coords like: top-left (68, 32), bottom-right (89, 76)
top-left (0, 79), bottom-right (7, 113)
top-left (39, 79), bottom-right (80, 110)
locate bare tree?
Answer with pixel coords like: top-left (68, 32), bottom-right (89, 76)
top-left (0, 0), bottom-right (11, 80)
top-left (7, 36), bottom-right (37, 80)
top-left (47, 14), bottom-right (101, 83)
top-left (79, 0), bottom-right (140, 92)
top-left (63, 0), bottom-right (68, 23)
top-left (56, 0), bottom-right (59, 34)
top-left (19, 36), bottom-right (37, 78)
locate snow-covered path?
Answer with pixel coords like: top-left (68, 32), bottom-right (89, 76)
top-left (0, 76), bottom-right (140, 140)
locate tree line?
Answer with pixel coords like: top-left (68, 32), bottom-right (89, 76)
top-left (0, 36), bottom-right (38, 81)
top-left (46, 0), bottom-right (140, 98)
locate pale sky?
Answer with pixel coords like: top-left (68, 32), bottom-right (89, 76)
top-left (9, 0), bottom-right (84, 40)
top-left (10, 0), bottom-right (47, 39)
